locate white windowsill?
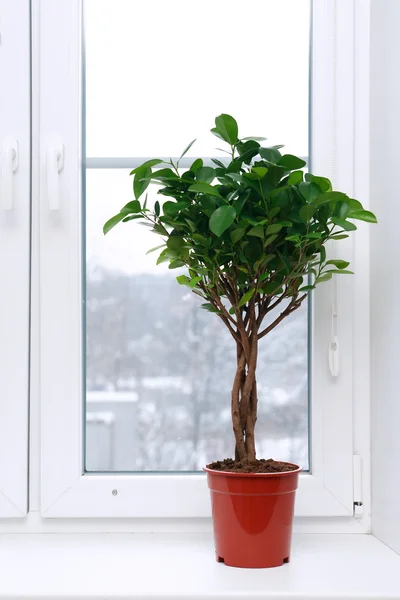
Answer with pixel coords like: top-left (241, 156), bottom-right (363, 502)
top-left (0, 533), bottom-right (399, 599)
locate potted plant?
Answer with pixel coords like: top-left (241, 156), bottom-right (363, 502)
top-left (104, 114), bottom-right (377, 568)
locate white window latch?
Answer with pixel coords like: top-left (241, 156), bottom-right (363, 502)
top-left (1, 137), bottom-right (19, 211)
top-left (329, 335), bottom-right (340, 377)
top-left (46, 139), bottom-right (64, 211)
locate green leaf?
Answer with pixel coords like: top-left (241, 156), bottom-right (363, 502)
top-left (299, 204), bottom-right (316, 221)
top-left (227, 159), bottom-right (242, 174)
top-left (326, 259), bottom-right (350, 269)
top-left (176, 275), bottom-right (191, 286)
top-left (188, 183), bottom-right (222, 197)
top-left (198, 194), bottom-right (217, 215)
top-left (269, 206), bottom-right (281, 218)
top-left (163, 200), bottom-right (190, 214)
top-left (120, 200), bottom-right (142, 214)
top-left (189, 276), bottom-right (202, 288)
top-left (211, 158), bottom-right (226, 169)
top-left (259, 147), bottom-right (282, 164)
top-left (313, 191), bottom-right (349, 206)
top-left (266, 223), bottom-right (283, 235)
top-left (316, 272), bottom-right (333, 283)
top-left (212, 114), bottom-right (239, 145)
top-left (348, 209), bottom-right (377, 223)
top-left (192, 233), bottom-right (209, 246)
top-left (209, 205), bottom-right (237, 237)
top-left (195, 166), bottom-right (215, 184)
top-left (330, 233), bottom-right (349, 240)
top-left (156, 248), bottom-right (176, 265)
top-left (288, 170), bottom-right (304, 185)
top-left (178, 138), bottom-right (196, 162)
top-left (252, 167), bottom-right (268, 178)
top-left (230, 227), bottom-right (247, 243)
top-left (168, 259), bottom-right (186, 269)
top-left (241, 136), bottom-right (267, 141)
top-left (146, 168), bottom-right (179, 181)
top-left (103, 213), bottom-right (125, 235)
top-left (307, 175), bottom-right (332, 192)
top-left (122, 214), bottom-right (142, 223)
top-left (236, 140), bottom-right (260, 164)
top-left (336, 201), bottom-right (350, 219)
top-left (320, 245), bottom-right (326, 264)
top-left (264, 234), bottom-right (279, 246)
top-left (130, 159), bottom-right (164, 175)
top-left (325, 269), bottom-right (354, 275)
top-left (248, 225), bottom-right (264, 239)
top-left (190, 158), bottom-right (203, 172)
top-left (262, 254), bottom-right (275, 266)
top-left (167, 235), bottom-right (185, 251)
top-left (298, 182), bottom-right (321, 203)
top-left (233, 190), bottom-right (250, 215)
top-left (211, 129), bottom-right (227, 142)
top-left (331, 217), bottom-right (357, 231)
top-left (243, 238), bottom-right (263, 262)
top-left (278, 154), bottom-right (306, 170)
top-left (226, 173), bottom-right (244, 183)
top-left (200, 302), bottom-right (218, 313)
top-left (134, 165), bottom-right (151, 200)
top-left (146, 243), bottom-right (166, 255)
top-left (154, 201), bottom-right (160, 217)
top-left (261, 281), bottom-right (283, 295)
top-left (152, 223), bottom-right (169, 236)
top-left (299, 285), bottom-right (315, 292)
top-left (238, 288), bottom-right (255, 308)
top-left (347, 198), bottom-right (363, 211)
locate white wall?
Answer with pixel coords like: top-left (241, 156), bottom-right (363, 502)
top-left (370, 0), bottom-right (400, 553)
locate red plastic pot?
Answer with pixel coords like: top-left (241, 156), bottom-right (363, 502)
top-left (203, 463), bottom-right (302, 568)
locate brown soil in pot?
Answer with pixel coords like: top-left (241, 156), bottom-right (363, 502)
top-left (206, 457), bottom-right (298, 474)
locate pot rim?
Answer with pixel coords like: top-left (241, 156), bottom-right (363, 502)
top-left (203, 462), bottom-right (302, 478)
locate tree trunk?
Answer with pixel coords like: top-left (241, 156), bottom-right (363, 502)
top-left (231, 335), bottom-right (258, 463)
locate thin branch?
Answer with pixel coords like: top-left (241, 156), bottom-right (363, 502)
top-left (225, 272), bottom-right (240, 305)
top-left (217, 268), bottom-right (237, 304)
top-left (201, 291), bottom-right (242, 345)
top-left (216, 313), bottom-right (242, 345)
top-left (258, 292), bottom-right (288, 325)
top-left (202, 284), bottom-right (237, 329)
top-left (257, 294), bottom-right (307, 341)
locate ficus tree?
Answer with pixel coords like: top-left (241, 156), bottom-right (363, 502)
top-left (104, 114), bottom-right (377, 465)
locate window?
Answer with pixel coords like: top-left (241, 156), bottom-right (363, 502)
top-left (84, 0), bottom-right (310, 473)
top-left (0, 0), bottom-right (30, 517)
top-left (37, 0), bottom-right (359, 519)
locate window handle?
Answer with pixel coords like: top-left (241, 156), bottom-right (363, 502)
top-left (1, 137), bottom-right (19, 211)
top-left (329, 336), bottom-right (339, 377)
top-left (46, 140), bottom-right (64, 211)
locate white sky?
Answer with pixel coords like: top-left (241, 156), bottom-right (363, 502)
top-left (85, 0), bottom-right (310, 274)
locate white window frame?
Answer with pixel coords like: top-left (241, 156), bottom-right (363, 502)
top-left (34, 0), bottom-right (370, 523)
top-left (0, 0), bottom-right (30, 518)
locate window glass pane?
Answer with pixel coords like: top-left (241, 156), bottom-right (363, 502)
top-left (85, 0), bottom-right (310, 158)
top-left (84, 0), bottom-right (311, 472)
top-left (85, 170), bottom-right (309, 471)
